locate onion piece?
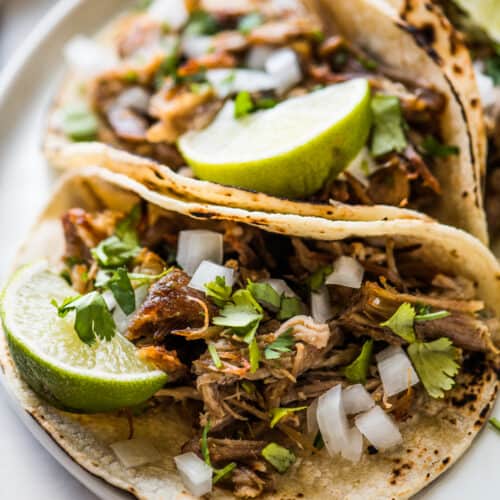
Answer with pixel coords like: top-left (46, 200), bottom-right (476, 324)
top-left (262, 278), bottom-right (296, 298)
top-left (115, 87), bottom-right (151, 114)
top-left (343, 384), bottom-right (375, 415)
top-left (206, 69), bottom-right (277, 98)
top-left (176, 230), bottom-right (223, 276)
top-left (376, 345), bottom-right (419, 397)
top-left (102, 290), bottom-right (117, 311)
top-left (342, 426), bottom-right (364, 463)
top-left (310, 286), bottom-right (333, 323)
top-left (174, 452), bottom-right (213, 497)
top-left (63, 35), bottom-right (117, 78)
top-left (355, 405), bottom-right (402, 451)
top-left (110, 438), bottom-right (161, 468)
top-left (148, 0), bottom-right (189, 30)
top-left (474, 62), bottom-right (497, 107)
top-left (265, 48), bottom-right (302, 94)
top-left (181, 35), bottom-right (213, 59)
top-left (325, 256), bottom-right (364, 289)
top-left (246, 45), bottom-right (274, 70)
top-left (306, 398), bottom-right (319, 435)
top-left (189, 261), bottom-right (235, 292)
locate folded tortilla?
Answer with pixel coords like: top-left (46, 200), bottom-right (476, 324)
top-left (1, 166), bottom-right (498, 499)
top-left (44, 0), bottom-right (488, 243)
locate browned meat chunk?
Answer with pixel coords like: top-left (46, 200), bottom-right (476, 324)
top-left (137, 345), bottom-right (188, 380)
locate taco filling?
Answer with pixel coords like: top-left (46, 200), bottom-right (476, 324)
top-left (46, 200), bottom-right (498, 498)
top-left (55, 0), bottom-right (459, 211)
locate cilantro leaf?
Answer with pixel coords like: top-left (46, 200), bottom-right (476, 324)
top-left (420, 135), bottom-right (459, 157)
top-left (264, 329), bottom-right (295, 360)
top-left (380, 303), bottom-right (416, 343)
top-left (154, 51), bottom-right (180, 89)
top-left (97, 268), bottom-right (135, 315)
top-left (277, 295), bottom-right (303, 320)
top-left (269, 406), bottom-right (307, 428)
top-left (261, 443), bottom-right (296, 473)
top-left (489, 417), bottom-right (500, 432)
top-left (208, 343), bottom-right (223, 369)
top-left (415, 310), bottom-right (450, 322)
top-left (407, 338), bottom-right (460, 398)
top-left (484, 55), bottom-right (500, 85)
top-left (205, 276), bottom-right (233, 307)
top-left (307, 265), bottom-right (332, 292)
top-left (115, 204), bottom-right (141, 247)
top-left (370, 95), bottom-right (407, 157)
top-left (344, 339), bottom-right (373, 384)
top-left (52, 292), bottom-right (116, 344)
top-left (61, 102), bottom-right (98, 142)
top-left (234, 91), bottom-right (255, 118)
top-left (249, 337), bottom-right (261, 373)
top-left (92, 235), bottom-right (141, 268)
top-left (213, 304), bottom-right (262, 328)
top-left (201, 420), bottom-right (211, 466)
top-left (128, 268), bottom-right (171, 287)
top-left (184, 10), bottom-right (219, 36)
top-left (238, 12), bottom-right (264, 34)
top-left (247, 281), bottom-right (281, 311)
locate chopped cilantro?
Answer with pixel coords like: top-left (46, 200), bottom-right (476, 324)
top-left (262, 443), bottom-right (296, 473)
top-left (420, 135), bottom-right (460, 157)
top-left (116, 204), bottom-right (141, 246)
top-left (238, 12), bottom-right (264, 34)
top-left (213, 462), bottom-right (237, 483)
top-left (95, 268), bottom-right (135, 315)
top-left (52, 292), bottom-right (116, 345)
top-left (247, 281), bottom-right (281, 311)
top-left (92, 235), bottom-right (141, 268)
top-left (201, 420), bottom-right (211, 466)
top-left (489, 417), bottom-right (500, 432)
top-left (415, 310), bottom-right (450, 322)
top-left (370, 95), bottom-right (407, 157)
top-left (234, 91), bottom-right (255, 118)
top-left (307, 265), bottom-right (332, 292)
top-left (184, 11), bottom-right (219, 36)
top-left (264, 329), bottom-right (295, 360)
top-left (357, 55), bottom-right (378, 70)
top-left (241, 381), bottom-right (255, 394)
top-left (344, 339), bottom-right (373, 384)
top-left (269, 406), bottom-right (307, 428)
top-left (249, 337), bottom-right (261, 373)
top-left (205, 276), bottom-right (233, 307)
top-left (208, 343), bottom-right (223, 369)
top-left (407, 338), bottom-right (460, 398)
top-left (484, 55), bottom-right (500, 85)
top-left (277, 295), bottom-right (303, 320)
top-left (128, 268), bottom-right (170, 287)
top-left (380, 303), bottom-right (416, 343)
top-left (213, 304), bottom-right (262, 329)
top-left (154, 51), bottom-right (180, 89)
top-left (62, 102), bottom-right (98, 142)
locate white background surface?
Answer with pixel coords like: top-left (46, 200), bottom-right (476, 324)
top-left (0, 3), bottom-right (97, 498)
top-left (0, 1), bottom-right (499, 499)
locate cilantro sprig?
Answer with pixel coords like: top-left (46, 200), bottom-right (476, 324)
top-left (269, 406), bottom-right (307, 428)
top-left (96, 268), bottom-right (135, 315)
top-left (420, 135), bottom-right (459, 158)
top-left (344, 339), bottom-right (373, 384)
top-left (264, 329), bottom-right (295, 360)
top-left (234, 91), bottom-right (278, 119)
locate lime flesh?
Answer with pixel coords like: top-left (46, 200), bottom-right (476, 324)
top-left (0, 262), bottom-right (166, 413)
top-left (178, 79), bottom-right (372, 198)
top-left (454, 0), bottom-right (500, 42)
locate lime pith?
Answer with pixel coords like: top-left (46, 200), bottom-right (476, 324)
top-left (178, 78), bottom-right (372, 198)
top-left (0, 262), bottom-right (166, 413)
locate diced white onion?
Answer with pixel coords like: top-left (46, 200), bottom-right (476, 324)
top-left (116, 87), bottom-right (151, 114)
top-left (206, 69), bottom-right (278, 98)
top-left (246, 45), bottom-right (274, 70)
top-left (355, 405), bottom-right (402, 451)
top-left (316, 384), bottom-right (361, 461)
top-left (265, 48), bottom-right (302, 94)
top-left (306, 398), bottom-right (319, 435)
top-left (174, 452), bottom-right (213, 497)
top-left (181, 35), bottom-right (213, 59)
top-left (325, 256), bottom-right (364, 289)
top-left (148, 0), bottom-right (189, 30)
top-left (63, 35), bottom-right (117, 78)
top-left (189, 261), bottom-right (235, 292)
top-left (474, 62), bottom-right (497, 107)
top-left (376, 345), bottom-right (419, 397)
top-left (262, 278), bottom-right (296, 298)
top-left (345, 147), bottom-right (379, 187)
top-left (110, 438), bottom-right (161, 468)
top-left (102, 290), bottom-right (117, 311)
top-left (310, 286), bottom-right (333, 323)
top-left (177, 230), bottom-right (223, 276)
top-left (343, 384), bottom-right (375, 415)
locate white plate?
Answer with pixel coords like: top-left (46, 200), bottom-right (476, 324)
top-left (0, 1), bottom-right (498, 498)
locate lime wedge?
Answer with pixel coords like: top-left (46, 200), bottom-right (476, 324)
top-left (178, 79), bottom-right (371, 198)
top-left (0, 262), bottom-right (166, 413)
top-left (455, 0), bottom-right (500, 42)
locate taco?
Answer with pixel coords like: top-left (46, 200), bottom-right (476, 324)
top-left (1, 166), bottom-right (498, 499)
top-left (44, 0), bottom-right (488, 242)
